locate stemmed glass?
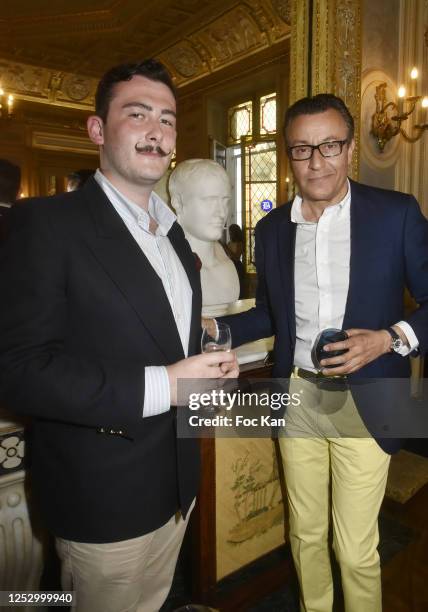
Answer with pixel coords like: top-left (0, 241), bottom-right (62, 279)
top-left (201, 322), bottom-right (232, 354)
top-left (200, 321), bottom-right (232, 414)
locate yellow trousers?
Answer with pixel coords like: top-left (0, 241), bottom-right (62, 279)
top-left (279, 374), bottom-right (390, 612)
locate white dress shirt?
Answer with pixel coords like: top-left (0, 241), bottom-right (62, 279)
top-left (291, 181), bottom-right (418, 372)
top-left (95, 170), bottom-right (193, 416)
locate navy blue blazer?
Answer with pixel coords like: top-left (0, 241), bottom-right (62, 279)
top-left (221, 180), bottom-right (428, 453)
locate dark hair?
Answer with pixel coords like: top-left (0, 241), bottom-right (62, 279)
top-left (0, 159), bottom-right (21, 203)
top-left (283, 93), bottom-right (354, 144)
top-left (229, 223), bottom-right (243, 242)
top-left (67, 169), bottom-right (95, 191)
top-left (95, 58), bottom-right (176, 123)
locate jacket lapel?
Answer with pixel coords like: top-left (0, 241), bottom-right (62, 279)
top-left (342, 180), bottom-right (377, 329)
top-left (167, 222), bottom-right (202, 356)
top-left (83, 179), bottom-right (185, 364)
top-left (277, 205), bottom-right (297, 342)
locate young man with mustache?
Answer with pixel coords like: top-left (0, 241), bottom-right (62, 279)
top-left (0, 59), bottom-right (238, 612)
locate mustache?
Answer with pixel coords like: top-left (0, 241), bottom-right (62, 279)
top-left (135, 144), bottom-right (171, 157)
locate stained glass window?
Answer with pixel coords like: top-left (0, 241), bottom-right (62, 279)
top-left (228, 101), bottom-right (253, 144)
top-left (259, 94), bottom-right (277, 135)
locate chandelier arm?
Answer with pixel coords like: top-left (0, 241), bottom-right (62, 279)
top-left (399, 125), bottom-right (426, 143)
top-left (383, 101), bottom-right (397, 112)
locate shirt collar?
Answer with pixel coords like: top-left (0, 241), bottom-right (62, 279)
top-left (291, 179), bottom-right (351, 224)
top-left (94, 169), bottom-right (176, 236)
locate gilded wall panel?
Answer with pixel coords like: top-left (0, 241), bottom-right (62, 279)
top-left (289, 0), bottom-right (361, 177)
top-left (311, 0), bottom-right (361, 178)
top-left (289, 0), bottom-right (309, 104)
top-left (334, 0), bottom-right (361, 179)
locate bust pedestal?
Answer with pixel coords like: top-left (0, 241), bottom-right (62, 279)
top-left (0, 412), bottom-right (45, 610)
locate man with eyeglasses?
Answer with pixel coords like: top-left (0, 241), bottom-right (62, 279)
top-left (214, 93), bottom-right (428, 611)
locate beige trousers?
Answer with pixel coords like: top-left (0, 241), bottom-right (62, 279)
top-left (279, 374), bottom-right (390, 612)
top-left (56, 500), bottom-right (195, 612)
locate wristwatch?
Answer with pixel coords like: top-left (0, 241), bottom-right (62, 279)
top-left (387, 327), bottom-right (404, 353)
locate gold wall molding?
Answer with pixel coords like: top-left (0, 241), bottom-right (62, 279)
top-left (289, 0), bottom-right (361, 177)
top-left (0, 60), bottom-right (96, 111)
top-left (311, 0), bottom-right (361, 178)
top-left (32, 131), bottom-right (98, 155)
top-left (289, 0), bottom-right (309, 105)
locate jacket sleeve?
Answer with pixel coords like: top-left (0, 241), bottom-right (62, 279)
top-left (220, 220), bottom-right (275, 347)
top-left (0, 202), bottom-right (145, 429)
top-left (403, 196), bottom-right (428, 356)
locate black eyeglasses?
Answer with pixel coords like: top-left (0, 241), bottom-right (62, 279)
top-left (288, 139), bottom-right (349, 161)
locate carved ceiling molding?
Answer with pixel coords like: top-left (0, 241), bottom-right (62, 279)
top-left (0, 1), bottom-right (290, 109)
top-left (0, 60), bottom-right (96, 111)
top-left (0, 1), bottom-right (155, 35)
top-left (271, 0), bottom-right (291, 24)
top-left (160, 1), bottom-right (290, 86)
top-left (0, 0), bottom-right (291, 110)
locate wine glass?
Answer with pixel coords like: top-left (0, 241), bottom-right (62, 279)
top-left (201, 321), bottom-right (232, 354)
top-left (200, 322), bottom-right (232, 414)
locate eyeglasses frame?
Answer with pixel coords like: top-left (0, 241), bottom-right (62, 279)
top-left (287, 138), bottom-right (350, 161)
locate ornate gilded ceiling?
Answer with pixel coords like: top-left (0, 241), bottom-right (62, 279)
top-left (0, 0), bottom-right (290, 111)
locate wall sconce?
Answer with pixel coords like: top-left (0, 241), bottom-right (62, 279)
top-left (0, 87), bottom-right (15, 118)
top-left (371, 68), bottom-right (428, 152)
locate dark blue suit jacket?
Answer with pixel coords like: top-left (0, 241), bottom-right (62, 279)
top-left (222, 180), bottom-right (428, 453)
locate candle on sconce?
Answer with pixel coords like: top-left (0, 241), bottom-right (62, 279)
top-left (410, 67), bottom-right (418, 97)
top-left (397, 86), bottom-right (406, 115)
top-left (7, 94), bottom-right (14, 117)
top-left (421, 97), bottom-right (428, 126)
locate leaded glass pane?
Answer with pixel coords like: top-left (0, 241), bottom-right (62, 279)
top-left (260, 94), bottom-right (277, 135)
top-left (242, 142), bottom-right (277, 273)
top-left (228, 101), bottom-right (253, 144)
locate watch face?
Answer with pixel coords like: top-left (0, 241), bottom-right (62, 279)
top-left (392, 338), bottom-right (403, 351)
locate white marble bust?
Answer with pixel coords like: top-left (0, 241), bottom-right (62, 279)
top-left (169, 159), bottom-right (240, 314)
